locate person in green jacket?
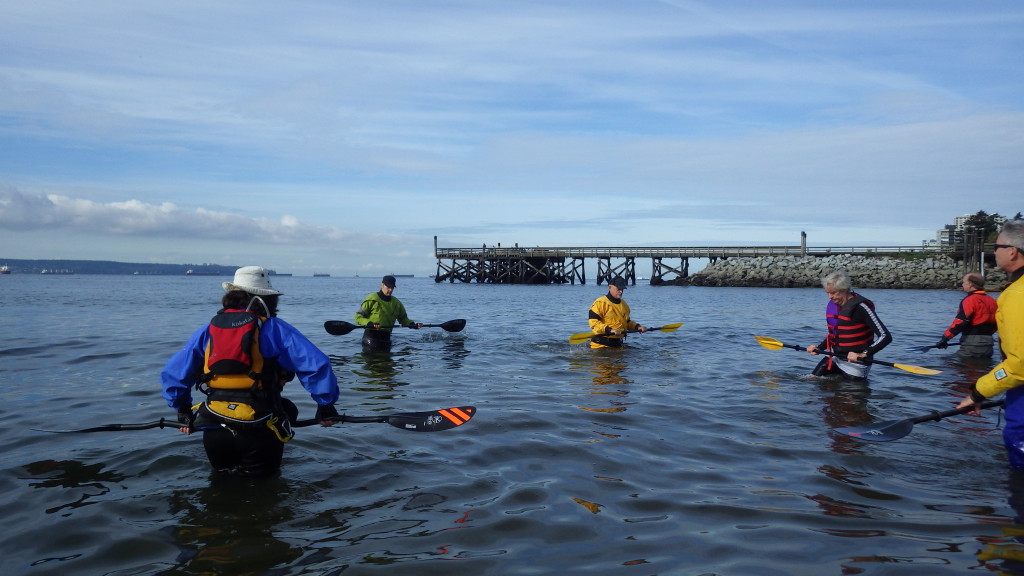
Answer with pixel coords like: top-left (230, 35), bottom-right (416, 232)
top-left (354, 275), bottom-right (422, 351)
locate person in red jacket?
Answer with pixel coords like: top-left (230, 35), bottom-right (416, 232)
top-left (934, 272), bottom-right (998, 359)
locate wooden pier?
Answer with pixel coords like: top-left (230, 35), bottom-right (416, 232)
top-left (433, 237), bottom-right (942, 285)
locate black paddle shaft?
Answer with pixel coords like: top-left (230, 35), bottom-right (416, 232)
top-left (910, 399), bottom-right (1005, 425)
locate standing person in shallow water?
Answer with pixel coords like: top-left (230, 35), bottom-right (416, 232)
top-left (933, 272), bottom-right (998, 359)
top-left (354, 275), bottom-right (422, 352)
top-left (587, 277), bottom-right (647, 349)
top-left (806, 270), bottom-right (892, 380)
top-left (958, 220), bottom-right (1024, 468)
top-left (161, 266), bottom-right (340, 477)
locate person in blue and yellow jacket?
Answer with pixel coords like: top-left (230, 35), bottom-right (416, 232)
top-left (161, 266), bottom-right (340, 477)
top-left (355, 275), bottom-right (422, 351)
top-left (588, 277), bottom-right (647, 349)
top-left (959, 220), bottom-right (1024, 469)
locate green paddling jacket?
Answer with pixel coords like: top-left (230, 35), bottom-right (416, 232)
top-left (355, 291), bottom-right (415, 333)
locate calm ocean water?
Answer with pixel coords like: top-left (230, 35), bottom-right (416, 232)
top-left (0, 274), bottom-right (1019, 575)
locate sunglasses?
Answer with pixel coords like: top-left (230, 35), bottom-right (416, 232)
top-left (993, 244), bottom-right (1017, 251)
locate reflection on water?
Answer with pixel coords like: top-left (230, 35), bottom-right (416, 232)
top-left (352, 349), bottom-right (411, 393)
top-left (161, 475), bottom-right (305, 574)
top-left (440, 338), bottom-right (469, 370)
top-left (816, 376), bottom-right (873, 455)
top-left (566, 350), bottom-right (632, 414)
top-left (978, 471), bottom-right (1024, 575)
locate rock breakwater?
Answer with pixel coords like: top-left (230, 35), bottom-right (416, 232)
top-left (683, 254), bottom-right (1006, 290)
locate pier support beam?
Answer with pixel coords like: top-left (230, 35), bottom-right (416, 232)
top-left (596, 257), bottom-right (636, 286)
top-left (651, 257), bottom-right (690, 285)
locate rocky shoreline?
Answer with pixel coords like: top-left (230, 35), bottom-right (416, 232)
top-left (681, 254), bottom-right (1007, 290)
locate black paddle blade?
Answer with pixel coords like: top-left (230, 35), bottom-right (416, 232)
top-left (419, 319), bottom-right (467, 332)
top-left (296, 406), bottom-right (477, 431)
top-left (833, 399), bottom-right (1004, 442)
top-left (832, 420), bottom-right (914, 442)
top-left (441, 319), bottom-right (466, 332)
top-left (386, 406), bottom-right (476, 431)
top-left (324, 320), bottom-right (358, 335)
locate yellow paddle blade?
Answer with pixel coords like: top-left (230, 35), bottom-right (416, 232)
top-left (754, 335), bottom-right (784, 350)
top-left (893, 363), bottom-right (942, 376)
top-left (568, 322), bottom-right (684, 344)
top-left (568, 331), bottom-right (597, 344)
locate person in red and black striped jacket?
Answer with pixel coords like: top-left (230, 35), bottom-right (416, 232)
top-left (807, 270), bottom-right (892, 380)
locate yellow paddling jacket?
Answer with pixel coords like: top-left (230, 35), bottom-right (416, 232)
top-left (974, 270), bottom-right (1024, 400)
top-left (588, 294), bottom-right (640, 349)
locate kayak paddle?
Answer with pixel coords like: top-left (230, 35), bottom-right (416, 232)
top-left (905, 342), bottom-right (960, 354)
top-left (832, 400), bottom-right (1003, 442)
top-left (568, 322), bottom-right (683, 344)
top-left (753, 335), bottom-right (942, 375)
top-left (32, 406), bottom-right (477, 434)
top-left (325, 319), bottom-right (466, 335)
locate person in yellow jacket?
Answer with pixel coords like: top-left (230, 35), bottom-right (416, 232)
top-left (958, 220), bottom-right (1024, 468)
top-left (588, 277), bottom-right (647, 349)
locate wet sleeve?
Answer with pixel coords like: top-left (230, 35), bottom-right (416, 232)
top-left (942, 298), bottom-right (971, 340)
top-left (160, 325), bottom-right (208, 410)
top-left (261, 318), bottom-right (340, 406)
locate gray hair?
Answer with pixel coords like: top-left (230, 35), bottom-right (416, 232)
top-left (821, 270), bottom-right (852, 291)
top-left (1002, 219), bottom-right (1024, 250)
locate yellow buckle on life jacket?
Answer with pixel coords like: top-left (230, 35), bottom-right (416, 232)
top-left (266, 416), bottom-right (294, 443)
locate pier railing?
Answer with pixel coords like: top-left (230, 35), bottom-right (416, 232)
top-left (435, 245), bottom-right (945, 260)
top-left (432, 244), bottom-right (956, 284)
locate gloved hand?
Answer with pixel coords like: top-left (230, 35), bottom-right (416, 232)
top-left (176, 408), bottom-right (195, 428)
top-left (316, 404), bottom-right (339, 423)
top-left (934, 340), bottom-right (948, 349)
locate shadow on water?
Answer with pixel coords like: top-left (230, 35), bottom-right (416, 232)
top-left (22, 459), bottom-right (127, 516)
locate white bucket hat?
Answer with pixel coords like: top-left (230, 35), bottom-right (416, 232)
top-left (222, 266), bottom-right (282, 296)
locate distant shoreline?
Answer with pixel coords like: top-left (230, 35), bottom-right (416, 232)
top-left (0, 258), bottom-right (238, 276)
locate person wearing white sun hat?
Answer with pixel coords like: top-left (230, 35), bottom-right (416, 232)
top-left (161, 266), bottom-right (340, 476)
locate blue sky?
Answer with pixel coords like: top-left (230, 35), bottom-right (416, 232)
top-left (1, 1), bottom-right (1021, 276)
